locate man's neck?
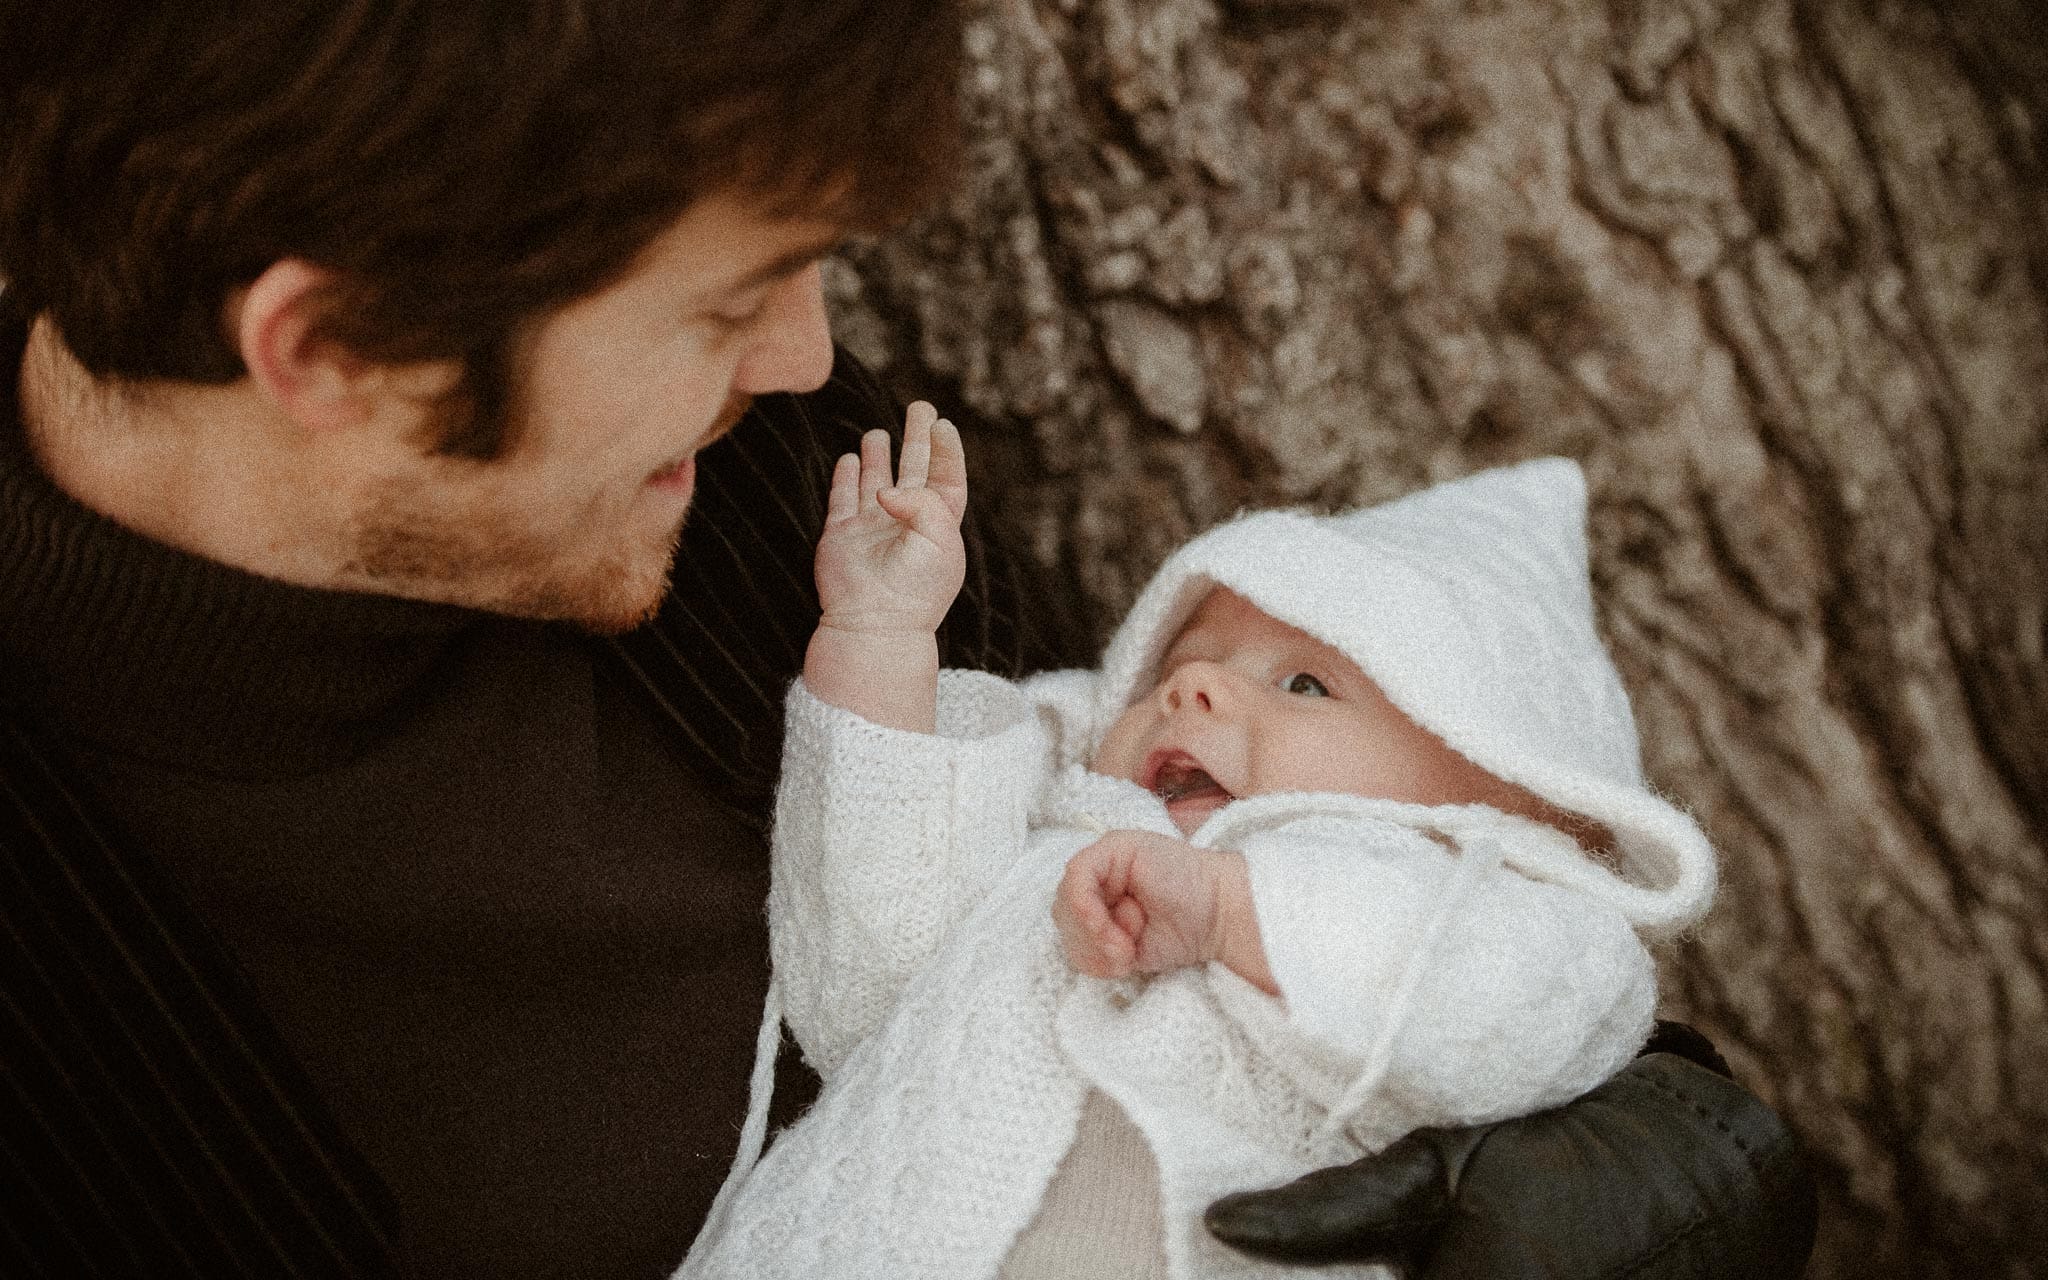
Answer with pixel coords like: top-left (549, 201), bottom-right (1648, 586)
top-left (17, 316), bottom-right (347, 588)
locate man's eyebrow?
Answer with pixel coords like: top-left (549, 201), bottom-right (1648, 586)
top-left (719, 237), bottom-right (842, 296)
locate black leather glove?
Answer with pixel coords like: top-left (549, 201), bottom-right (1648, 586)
top-left (1204, 1024), bottom-right (1817, 1278)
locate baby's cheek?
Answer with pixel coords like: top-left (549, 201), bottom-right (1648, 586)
top-left (1090, 707), bottom-right (1149, 782)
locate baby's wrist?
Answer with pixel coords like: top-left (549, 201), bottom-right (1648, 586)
top-left (1205, 851), bottom-right (1278, 996)
top-left (814, 612), bottom-right (941, 643)
top-left (803, 627), bottom-right (941, 734)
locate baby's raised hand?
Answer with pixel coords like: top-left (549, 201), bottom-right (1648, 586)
top-left (814, 401), bottom-right (969, 639)
top-left (1054, 831), bottom-right (1274, 993)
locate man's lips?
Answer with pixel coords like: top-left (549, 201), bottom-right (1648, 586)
top-left (647, 454), bottom-right (695, 493)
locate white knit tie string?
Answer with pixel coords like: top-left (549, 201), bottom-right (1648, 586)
top-left (1311, 832), bottom-right (1506, 1149)
top-left (687, 977), bottom-right (785, 1264)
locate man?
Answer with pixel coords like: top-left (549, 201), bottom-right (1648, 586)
top-left (0, 2), bottom-right (1815, 1277)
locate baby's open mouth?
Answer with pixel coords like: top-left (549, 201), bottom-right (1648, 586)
top-left (1148, 754), bottom-right (1233, 805)
top-left (1145, 752), bottom-right (1234, 836)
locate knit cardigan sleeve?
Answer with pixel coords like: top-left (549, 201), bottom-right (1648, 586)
top-left (768, 670), bottom-right (1053, 1077)
top-left (1238, 812), bottom-right (1656, 1126)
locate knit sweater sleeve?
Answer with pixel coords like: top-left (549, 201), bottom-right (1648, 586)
top-left (1237, 813), bottom-right (1656, 1126)
top-left (768, 670), bottom-right (1053, 1077)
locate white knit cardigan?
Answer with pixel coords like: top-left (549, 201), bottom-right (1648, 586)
top-left (674, 669), bottom-right (1656, 1280)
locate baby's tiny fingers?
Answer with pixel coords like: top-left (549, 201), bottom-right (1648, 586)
top-left (857, 428), bottom-right (893, 506)
top-left (902, 399), bottom-right (939, 438)
top-left (1065, 940), bottom-right (1117, 980)
top-left (1055, 891), bottom-right (1114, 975)
top-left (1092, 919), bottom-right (1136, 977)
top-left (898, 402), bottom-right (935, 490)
top-left (1111, 897), bottom-right (1146, 942)
top-left (926, 417), bottom-right (968, 514)
top-left (1058, 904), bottom-right (1117, 977)
top-left (824, 453), bottom-right (861, 522)
top-left (875, 484), bottom-right (963, 543)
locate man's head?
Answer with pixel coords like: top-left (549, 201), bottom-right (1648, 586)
top-left (1092, 589), bottom-right (1563, 837)
top-left (2, 1), bottom-right (962, 628)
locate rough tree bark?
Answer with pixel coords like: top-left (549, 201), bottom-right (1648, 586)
top-left (825, 0), bottom-right (2048, 1275)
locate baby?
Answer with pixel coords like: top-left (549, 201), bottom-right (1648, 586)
top-left (676, 404), bottom-right (1717, 1280)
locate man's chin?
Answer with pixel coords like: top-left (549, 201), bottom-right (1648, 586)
top-left (541, 560), bottom-right (677, 635)
top-left (448, 540), bottom-right (680, 634)
top-left (572, 591), bottom-right (669, 636)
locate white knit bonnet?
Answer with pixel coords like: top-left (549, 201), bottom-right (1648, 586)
top-left (1088, 457), bottom-right (1715, 936)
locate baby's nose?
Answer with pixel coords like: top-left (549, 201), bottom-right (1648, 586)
top-left (1161, 661), bottom-right (1228, 713)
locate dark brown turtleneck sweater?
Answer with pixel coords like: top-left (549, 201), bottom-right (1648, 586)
top-left (0, 297), bottom-right (1084, 1278)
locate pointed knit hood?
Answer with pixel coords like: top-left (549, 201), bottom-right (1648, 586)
top-left (1090, 457), bottom-right (1715, 935)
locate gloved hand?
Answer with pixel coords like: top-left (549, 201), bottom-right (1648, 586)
top-left (1204, 1024), bottom-right (1817, 1278)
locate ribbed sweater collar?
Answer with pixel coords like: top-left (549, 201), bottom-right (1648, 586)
top-left (0, 297), bottom-right (486, 777)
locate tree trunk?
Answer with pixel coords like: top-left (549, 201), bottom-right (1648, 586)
top-left (827, 0), bottom-right (2048, 1276)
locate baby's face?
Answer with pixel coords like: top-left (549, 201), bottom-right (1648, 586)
top-left (1093, 589), bottom-right (1532, 837)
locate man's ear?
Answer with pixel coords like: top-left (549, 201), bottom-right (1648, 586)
top-left (233, 259), bottom-right (458, 431)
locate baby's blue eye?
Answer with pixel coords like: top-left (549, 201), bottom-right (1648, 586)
top-left (1281, 672), bottom-right (1329, 698)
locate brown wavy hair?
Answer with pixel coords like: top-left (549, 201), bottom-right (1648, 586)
top-left (0, 1), bottom-right (963, 456)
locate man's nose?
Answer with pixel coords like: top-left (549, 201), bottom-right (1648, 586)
top-left (733, 263), bottom-right (834, 396)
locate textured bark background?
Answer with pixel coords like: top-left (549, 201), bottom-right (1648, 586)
top-left (826, 0), bottom-right (2047, 1276)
